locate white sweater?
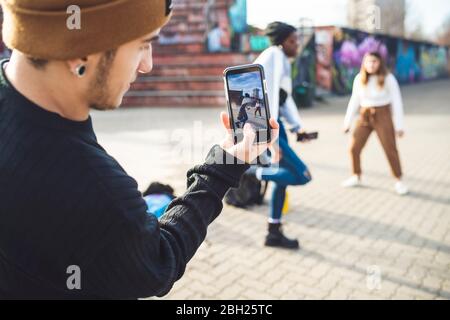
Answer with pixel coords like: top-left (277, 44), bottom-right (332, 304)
top-left (254, 46), bottom-right (302, 132)
top-left (344, 73), bottom-right (405, 131)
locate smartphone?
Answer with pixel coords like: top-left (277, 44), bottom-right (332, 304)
top-left (297, 131), bottom-right (319, 142)
top-left (223, 64), bottom-right (271, 144)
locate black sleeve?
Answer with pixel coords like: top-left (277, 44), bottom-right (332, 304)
top-left (82, 145), bottom-right (249, 299)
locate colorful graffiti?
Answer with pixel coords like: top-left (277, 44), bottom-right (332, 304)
top-left (315, 27), bottom-right (450, 94)
top-left (419, 45), bottom-right (449, 80)
top-left (205, 0), bottom-right (249, 52)
top-left (228, 0), bottom-right (248, 51)
top-left (315, 28), bottom-right (334, 92)
top-left (331, 28), bottom-right (392, 94)
top-left (395, 40), bottom-right (420, 83)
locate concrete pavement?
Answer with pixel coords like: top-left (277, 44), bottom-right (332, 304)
top-left (91, 79), bottom-right (450, 300)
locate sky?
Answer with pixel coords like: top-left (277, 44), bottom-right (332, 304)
top-left (247, 0), bottom-right (450, 41)
top-left (228, 71), bottom-right (263, 97)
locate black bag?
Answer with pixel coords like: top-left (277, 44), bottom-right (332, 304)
top-left (143, 182), bottom-right (175, 199)
top-left (225, 171), bottom-right (268, 208)
top-left (279, 88), bottom-right (288, 106)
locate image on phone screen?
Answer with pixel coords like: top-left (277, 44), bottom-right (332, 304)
top-left (225, 66), bottom-right (270, 144)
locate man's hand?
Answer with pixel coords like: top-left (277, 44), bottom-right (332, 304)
top-left (219, 112), bottom-right (279, 164)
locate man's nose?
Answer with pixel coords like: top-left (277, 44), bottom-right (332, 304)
top-left (138, 51), bottom-right (153, 74)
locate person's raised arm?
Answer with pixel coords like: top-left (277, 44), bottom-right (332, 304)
top-left (82, 115), bottom-right (279, 299)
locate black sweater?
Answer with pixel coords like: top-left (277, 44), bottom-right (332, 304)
top-left (0, 60), bottom-right (248, 299)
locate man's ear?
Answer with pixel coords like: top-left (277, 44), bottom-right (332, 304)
top-left (66, 56), bottom-right (90, 77)
top-left (66, 57), bottom-right (87, 70)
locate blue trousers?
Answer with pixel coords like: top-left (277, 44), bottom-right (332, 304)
top-left (259, 121), bottom-right (312, 220)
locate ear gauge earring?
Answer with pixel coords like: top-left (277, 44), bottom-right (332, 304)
top-left (74, 64), bottom-right (86, 77)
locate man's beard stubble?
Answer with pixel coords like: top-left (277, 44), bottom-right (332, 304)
top-left (88, 49), bottom-right (117, 111)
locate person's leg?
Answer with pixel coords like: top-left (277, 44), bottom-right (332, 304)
top-left (259, 142), bottom-right (292, 221)
top-left (373, 107), bottom-right (403, 179)
top-left (265, 138), bottom-right (310, 224)
top-left (349, 115), bottom-right (373, 178)
top-left (257, 124), bottom-right (310, 185)
top-left (243, 112), bottom-right (248, 126)
top-left (277, 138), bottom-right (312, 186)
top-left (265, 180), bottom-right (299, 249)
top-left (269, 182), bottom-right (286, 222)
top-left (258, 166), bottom-right (304, 185)
top-left (262, 123), bottom-right (300, 249)
top-left (259, 122), bottom-right (310, 197)
top-left (372, 106), bottom-right (408, 194)
top-left (278, 119), bottom-right (288, 141)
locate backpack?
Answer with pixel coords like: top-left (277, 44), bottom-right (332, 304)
top-left (224, 171), bottom-right (268, 208)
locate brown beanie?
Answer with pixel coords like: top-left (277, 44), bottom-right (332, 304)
top-left (0, 0), bottom-right (173, 60)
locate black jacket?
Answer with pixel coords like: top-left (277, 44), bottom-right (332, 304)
top-left (0, 60), bottom-right (248, 299)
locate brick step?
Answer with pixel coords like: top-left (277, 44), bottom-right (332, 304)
top-left (126, 90), bottom-right (224, 97)
top-left (123, 92), bottom-right (226, 108)
top-left (168, 13), bottom-right (209, 24)
top-left (169, 4), bottom-right (229, 18)
top-left (162, 24), bottom-right (207, 35)
top-left (172, 0), bottom-right (231, 10)
top-left (131, 81), bottom-right (223, 91)
top-left (132, 76), bottom-right (224, 91)
top-left (154, 42), bottom-right (206, 54)
top-left (157, 33), bottom-right (205, 45)
top-left (153, 52), bottom-right (254, 65)
top-left (151, 65), bottom-right (226, 77)
top-left (120, 0), bottom-right (237, 109)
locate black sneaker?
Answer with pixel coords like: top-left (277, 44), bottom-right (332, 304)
top-left (264, 222), bottom-right (299, 250)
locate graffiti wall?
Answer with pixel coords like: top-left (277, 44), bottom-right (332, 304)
top-left (315, 27), bottom-right (450, 95)
top-left (315, 28), bottom-right (334, 92)
top-left (203, 0), bottom-right (250, 53)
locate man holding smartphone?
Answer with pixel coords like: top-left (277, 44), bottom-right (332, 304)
top-left (0, 0), bottom-right (278, 299)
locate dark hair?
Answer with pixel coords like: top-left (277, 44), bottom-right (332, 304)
top-left (244, 93), bottom-right (250, 97)
top-left (265, 21), bottom-right (296, 46)
top-left (27, 57), bottom-right (48, 70)
top-left (143, 182), bottom-right (175, 198)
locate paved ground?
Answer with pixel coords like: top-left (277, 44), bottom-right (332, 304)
top-left (91, 79), bottom-right (450, 300)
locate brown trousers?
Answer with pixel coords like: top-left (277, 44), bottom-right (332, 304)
top-left (350, 104), bottom-right (402, 178)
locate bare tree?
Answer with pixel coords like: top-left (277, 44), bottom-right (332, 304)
top-left (377, 0), bottom-right (406, 37)
top-left (437, 15), bottom-right (450, 46)
top-left (406, 24), bottom-right (426, 42)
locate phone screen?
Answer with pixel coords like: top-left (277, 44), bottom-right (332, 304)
top-left (225, 65), bottom-right (271, 144)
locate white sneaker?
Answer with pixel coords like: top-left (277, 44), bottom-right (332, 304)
top-left (395, 181), bottom-right (409, 195)
top-left (341, 175), bottom-right (361, 188)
